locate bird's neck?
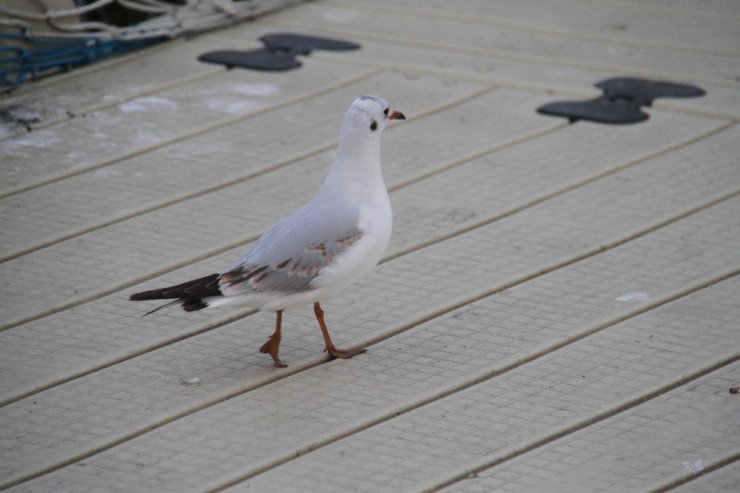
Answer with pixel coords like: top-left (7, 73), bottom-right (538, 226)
top-left (318, 135), bottom-right (386, 203)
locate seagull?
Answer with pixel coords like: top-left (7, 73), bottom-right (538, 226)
top-left (130, 96), bottom-right (405, 367)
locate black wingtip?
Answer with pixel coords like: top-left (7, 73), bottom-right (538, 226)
top-left (129, 289), bottom-right (168, 301)
top-left (128, 273), bottom-right (222, 302)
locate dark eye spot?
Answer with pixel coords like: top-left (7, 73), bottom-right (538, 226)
top-left (370, 120), bottom-right (378, 131)
top-left (383, 108), bottom-right (389, 116)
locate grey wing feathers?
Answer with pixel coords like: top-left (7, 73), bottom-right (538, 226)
top-left (219, 229), bottom-right (363, 295)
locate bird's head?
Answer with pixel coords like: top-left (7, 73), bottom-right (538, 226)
top-left (340, 95), bottom-right (405, 143)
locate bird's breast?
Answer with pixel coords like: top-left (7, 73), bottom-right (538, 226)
top-left (310, 196), bottom-right (392, 295)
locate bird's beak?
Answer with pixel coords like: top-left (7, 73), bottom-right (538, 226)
top-left (388, 110), bottom-right (406, 121)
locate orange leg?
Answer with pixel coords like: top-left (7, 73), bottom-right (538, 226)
top-left (313, 302), bottom-right (366, 360)
top-left (259, 310), bottom-right (287, 368)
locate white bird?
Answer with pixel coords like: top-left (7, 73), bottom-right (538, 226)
top-left (130, 96), bottom-right (405, 367)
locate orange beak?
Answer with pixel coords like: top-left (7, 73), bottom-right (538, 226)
top-left (388, 110), bottom-right (406, 120)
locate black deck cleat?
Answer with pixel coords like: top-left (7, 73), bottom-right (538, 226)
top-left (198, 33), bottom-right (360, 71)
top-left (260, 33), bottom-right (360, 55)
top-left (537, 77), bottom-right (705, 124)
top-left (538, 95), bottom-right (649, 124)
top-left (595, 77), bottom-right (706, 107)
top-left (198, 48), bottom-right (301, 71)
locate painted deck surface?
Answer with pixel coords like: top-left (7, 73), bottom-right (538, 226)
top-left (1, 1), bottom-right (739, 491)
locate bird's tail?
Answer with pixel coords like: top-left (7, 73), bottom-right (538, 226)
top-left (129, 273), bottom-right (221, 301)
top-left (129, 273), bottom-right (222, 315)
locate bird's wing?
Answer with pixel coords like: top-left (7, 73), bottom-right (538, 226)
top-left (219, 228), bottom-right (363, 295)
top-left (219, 200), bottom-right (363, 296)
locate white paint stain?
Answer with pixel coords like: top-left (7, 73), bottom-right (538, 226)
top-left (228, 82), bottom-right (280, 97)
top-left (2, 131), bottom-right (61, 157)
top-left (206, 98), bottom-right (259, 115)
top-left (5, 132), bottom-right (59, 149)
top-left (119, 96), bottom-right (178, 113)
top-left (179, 377), bottom-right (201, 386)
top-left (615, 291), bottom-right (651, 302)
top-left (682, 459), bottom-right (704, 473)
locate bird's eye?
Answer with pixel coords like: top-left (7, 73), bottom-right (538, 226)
top-left (383, 108), bottom-right (389, 117)
top-left (370, 120), bottom-right (378, 131)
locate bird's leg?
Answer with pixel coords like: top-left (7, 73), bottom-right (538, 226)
top-left (259, 310), bottom-right (287, 368)
top-left (313, 302), bottom-right (367, 360)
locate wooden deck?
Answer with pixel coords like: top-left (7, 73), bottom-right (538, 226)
top-left (1, 1), bottom-right (739, 491)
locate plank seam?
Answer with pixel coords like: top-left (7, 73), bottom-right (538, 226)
top-left (649, 449), bottom-right (740, 493)
top-left (387, 121), bottom-right (570, 192)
